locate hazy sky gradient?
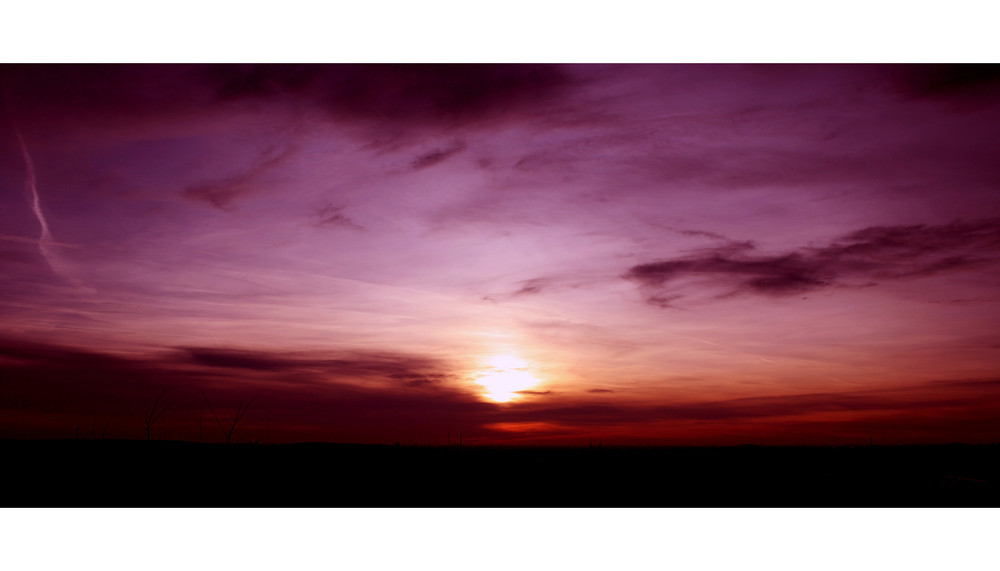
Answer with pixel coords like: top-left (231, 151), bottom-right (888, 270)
top-left (2, 64), bottom-right (999, 444)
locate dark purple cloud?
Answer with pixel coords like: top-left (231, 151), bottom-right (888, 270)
top-left (203, 64), bottom-right (575, 127)
top-left (184, 145), bottom-right (297, 210)
top-left (388, 372), bottom-right (451, 388)
top-left (1, 65), bottom-right (205, 115)
top-left (410, 141), bottom-right (466, 170)
top-left (184, 348), bottom-right (299, 371)
top-left (625, 218), bottom-right (1000, 305)
top-left (0, 336), bottom-right (128, 368)
top-left (889, 64), bottom-right (1000, 107)
top-left (181, 346), bottom-right (452, 381)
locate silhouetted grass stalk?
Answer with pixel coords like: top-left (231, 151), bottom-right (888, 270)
top-left (202, 391), bottom-right (258, 445)
top-left (143, 389), bottom-right (172, 441)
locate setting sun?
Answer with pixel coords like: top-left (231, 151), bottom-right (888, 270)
top-left (476, 354), bottom-right (542, 402)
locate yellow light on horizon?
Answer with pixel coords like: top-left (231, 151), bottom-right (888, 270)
top-left (476, 353), bottom-right (541, 402)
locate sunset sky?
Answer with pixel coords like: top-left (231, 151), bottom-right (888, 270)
top-left (2, 64), bottom-right (1000, 445)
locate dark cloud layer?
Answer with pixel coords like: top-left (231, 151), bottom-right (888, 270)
top-left (0, 64), bottom-right (575, 156)
top-left (4, 64), bottom-right (996, 141)
top-left (181, 346), bottom-right (449, 382)
top-left (0, 337), bottom-right (128, 368)
top-left (0, 338), bottom-right (486, 442)
top-left (184, 348), bottom-right (295, 371)
top-left (626, 218), bottom-right (1000, 304)
top-left (890, 64), bottom-right (1000, 107)
top-left (204, 64), bottom-right (573, 127)
top-left (0, 65), bottom-right (205, 115)
top-left (498, 379), bottom-right (1000, 431)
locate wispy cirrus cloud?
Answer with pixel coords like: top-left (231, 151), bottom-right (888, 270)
top-left (313, 203), bottom-right (363, 230)
top-left (482, 277), bottom-right (556, 303)
top-left (184, 145), bottom-right (297, 210)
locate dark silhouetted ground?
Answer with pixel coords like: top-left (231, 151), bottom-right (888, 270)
top-left (2, 439), bottom-right (997, 507)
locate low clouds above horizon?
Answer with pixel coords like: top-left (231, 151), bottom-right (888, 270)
top-left (2, 336), bottom-right (998, 445)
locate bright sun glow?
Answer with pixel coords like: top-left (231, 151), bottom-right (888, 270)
top-left (476, 353), bottom-right (541, 402)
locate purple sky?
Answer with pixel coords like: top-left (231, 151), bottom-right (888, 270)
top-left (2, 64), bottom-right (1000, 445)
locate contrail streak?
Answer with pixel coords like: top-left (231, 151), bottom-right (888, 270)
top-left (15, 127), bottom-right (74, 282)
top-left (16, 128), bottom-right (55, 268)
